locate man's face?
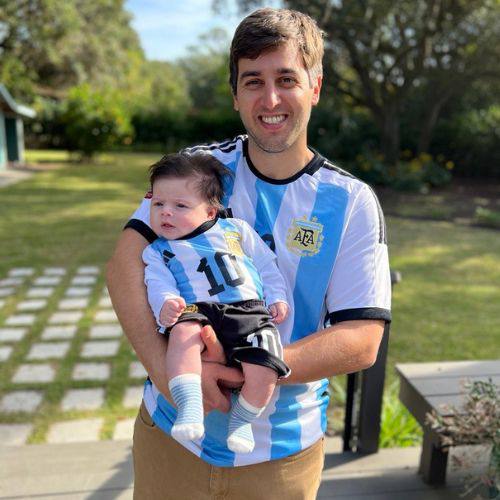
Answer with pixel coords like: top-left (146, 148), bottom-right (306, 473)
top-left (233, 42), bottom-right (321, 155)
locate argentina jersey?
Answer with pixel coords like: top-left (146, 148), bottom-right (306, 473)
top-left (128, 135), bottom-right (391, 467)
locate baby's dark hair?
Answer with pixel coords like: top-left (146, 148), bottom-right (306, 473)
top-left (149, 152), bottom-right (232, 208)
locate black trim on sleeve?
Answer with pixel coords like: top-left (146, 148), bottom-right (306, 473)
top-left (325, 307), bottom-right (391, 326)
top-left (124, 219), bottom-right (158, 244)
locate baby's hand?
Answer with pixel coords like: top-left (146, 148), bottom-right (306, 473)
top-left (269, 302), bottom-right (289, 324)
top-left (159, 297), bottom-right (186, 326)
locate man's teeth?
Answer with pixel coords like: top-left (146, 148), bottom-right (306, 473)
top-left (261, 115), bottom-right (286, 124)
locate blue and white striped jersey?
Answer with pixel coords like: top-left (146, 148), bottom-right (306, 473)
top-left (142, 217), bottom-right (288, 326)
top-left (127, 135), bottom-right (392, 467)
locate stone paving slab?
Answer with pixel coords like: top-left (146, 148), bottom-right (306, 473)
top-left (71, 275), bottom-right (97, 285)
top-left (81, 340), bottom-right (120, 358)
top-left (41, 325), bottom-right (77, 340)
top-left (27, 287), bottom-right (54, 298)
top-left (0, 277), bottom-right (24, 286)
top-left (0, 345), bottom-right (13, 361)
top-left (0, 327), bottom-right (27, 342)
top-left (46, 418), bottom-right (103, 443)
top-left (0, 287), bottom-right (14, 297)
top-left (34, 276), bottom-right (62, 286)
top-left (77, 266), bottom-right (100, 274)
top-left (65, 286), bottom-right (91, 297)
top-left (12, 364), bottom-right (56, 383)
top-left (90, 324), bottom-right (122, 338)
top-left (99, 296), bottom-right (113, 307)
top-left (5, 314), bottom-right (36, 326)
top-left (0, 423), bottom-right (33, 445)
top-left (61, 388), bottom-right (105, 411)
top-left (95, 309), bottom-right (118, 322)
top-left (113, 419), bottom-right (135, 440)
top-left (129, 361), bottom-right (147, 379)
top-left (49, 311), bottom-right (83, 324)
top-left (44, 267), bottom-right (67, 276)
top-left (17, 299), bottom-right (48, 311)
top-left (0, 390), bottom-right (43, 413)
top-left (58, 298), bottom-right (89, 310)
top-left (72, 363), bottom-right (110, 381)
top-left (27, 342), bottom-right (70, 360)
top-left (8, 267), bottom-right (34, 277)
top-left (123, 386), bottom-right (143, 408)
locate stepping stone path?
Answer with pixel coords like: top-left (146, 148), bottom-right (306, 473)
top-left (0, 266), bottom-right (148, 446)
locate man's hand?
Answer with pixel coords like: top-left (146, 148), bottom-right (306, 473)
top-left (200, 325), bottom-right (243, 413)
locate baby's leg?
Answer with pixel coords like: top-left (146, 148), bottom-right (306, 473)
top-left (227, 362), bottom-right (278, 453)
top-left (167, 321), bottom-right (205, 441)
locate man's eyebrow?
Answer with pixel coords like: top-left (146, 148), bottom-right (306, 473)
top-left (239, 68), bottom-right (299, 80)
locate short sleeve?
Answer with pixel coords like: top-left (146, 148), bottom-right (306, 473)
top-left (325, 185), bottom-right (391, 325)
top-left (124, 196), bottom-right (157, 243)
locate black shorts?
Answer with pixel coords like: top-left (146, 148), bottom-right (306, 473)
top-left (172, 300), bottom-right (290, 378)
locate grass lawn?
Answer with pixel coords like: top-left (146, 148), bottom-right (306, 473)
top-left (1, 150), bottom-right (499, 445)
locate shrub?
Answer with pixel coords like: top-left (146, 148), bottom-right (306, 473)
top-left (60, 84), bottom-right (133, 158)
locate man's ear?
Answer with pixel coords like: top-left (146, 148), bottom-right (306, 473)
top-left (233, 93), bottom-right (239, 112)
top-left (311, 75), bottom-right (323, 106)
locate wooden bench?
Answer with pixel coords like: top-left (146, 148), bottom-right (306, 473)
top-left (396, 360), bottom-right (500, 485)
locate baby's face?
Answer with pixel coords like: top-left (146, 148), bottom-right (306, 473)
top-left (150, 176), bottom-right (217, 239)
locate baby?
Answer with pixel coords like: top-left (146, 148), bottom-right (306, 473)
top-left (142, 151), bottom-right (290, 453)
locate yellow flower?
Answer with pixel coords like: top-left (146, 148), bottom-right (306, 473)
top-left (445, 161), bottom-right (454, 170)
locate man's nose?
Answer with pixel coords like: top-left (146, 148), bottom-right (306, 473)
top-left (262, 84), bottom-right (281, 109)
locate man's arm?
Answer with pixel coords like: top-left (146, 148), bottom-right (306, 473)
top-left (106, 228), bottom-right (243, 410)
top-left (106, 229), bottom-right (171, 396)
top-left (281, 320), bottom-right (385, 384)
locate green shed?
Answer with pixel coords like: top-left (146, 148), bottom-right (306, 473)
top-left (0, 84), bottom-right (36, 170)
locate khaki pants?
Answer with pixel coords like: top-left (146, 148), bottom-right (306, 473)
top-left (133, 402), bottom-right (324, 500)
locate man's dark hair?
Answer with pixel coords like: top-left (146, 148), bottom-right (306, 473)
top-left (149, 152), bottom-right (231, 208)
top-left (229, 8), bottom-right (324, 94)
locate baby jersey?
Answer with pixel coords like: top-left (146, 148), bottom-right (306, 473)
top-left (142, 217), bottom-right (288, 324)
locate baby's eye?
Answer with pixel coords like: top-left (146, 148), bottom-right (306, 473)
top-left (176, 203), bottom-right (188, 208)
top-left (153, 201), bottom-right (163, 207)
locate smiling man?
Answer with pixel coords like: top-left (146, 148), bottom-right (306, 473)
top-left (107, 8), bottom-right (391, 499)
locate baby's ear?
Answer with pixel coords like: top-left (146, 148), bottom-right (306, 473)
top-left (207, 206), bottom-right (218, 219)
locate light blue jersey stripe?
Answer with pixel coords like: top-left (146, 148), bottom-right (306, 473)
top-left (253, 179), bottom-right (287, 250)
top-left (316, 379), bottom-right (330, 433)
top-left (290, 184), bottom-right (348, 342)
top-left (200, 407), bottom-right (236, 466)
top-left (270, 183), bottom-right (348, 459)
top-left (152, 239), bottom-right (197, 303)
top-left (221, 153), bottom-right (241, 207)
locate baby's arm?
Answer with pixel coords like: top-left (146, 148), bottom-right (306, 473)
top-left (160, 297), bottom-right (186, 326)
top-left (237, 220), bottom-right (289, 320)
top-left (142, 245), bottom-right (183, 327)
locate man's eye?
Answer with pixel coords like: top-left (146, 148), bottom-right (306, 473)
top-left (280, 77), bottom-right (296, 86)
top-left (245, 79), bottom-right (261, 87)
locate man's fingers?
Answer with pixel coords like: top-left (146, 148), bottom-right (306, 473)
top-left (200, 325), bottom-right (226, 363)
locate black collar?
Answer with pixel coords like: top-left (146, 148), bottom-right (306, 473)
top-left (242, 138), bottom-right (324, 185)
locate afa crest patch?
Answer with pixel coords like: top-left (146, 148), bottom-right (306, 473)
top-left (183, 304), bottom-right (199, 314)
top-left (286, 216), bottom-right (324, 257)
top-left (224, 230), bottom-right (244, 256)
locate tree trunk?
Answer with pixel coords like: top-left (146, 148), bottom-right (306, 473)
top-left (417, 88), bottom-right (454, 154)
top-left (377, 104), bottom-right (401, 165)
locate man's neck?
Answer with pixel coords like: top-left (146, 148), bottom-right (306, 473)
top-left (247, 138), bottom-right (314, 180)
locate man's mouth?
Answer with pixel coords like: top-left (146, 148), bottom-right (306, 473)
top-left (259, 114), bottom-right (287, 127)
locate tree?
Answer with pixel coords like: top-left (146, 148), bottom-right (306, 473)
top-left (224, 0), bottom-right (500, 164)
top-left (0, 0), bottom-right (143, 101)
